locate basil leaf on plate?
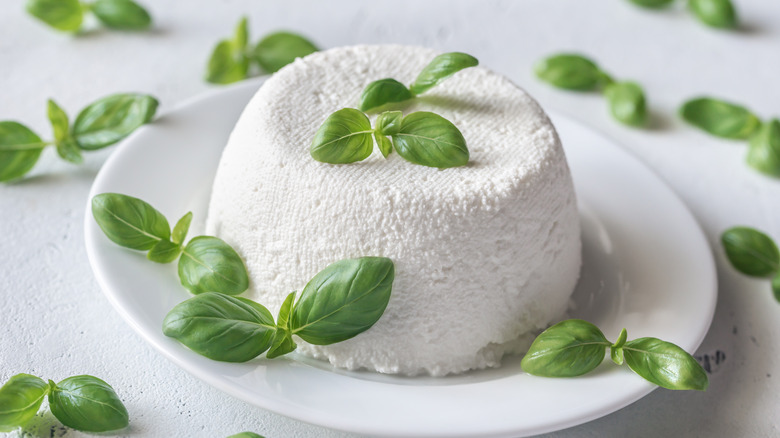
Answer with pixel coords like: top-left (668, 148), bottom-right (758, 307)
top-left (0, 374), bottom-right (49, 432)
top-left (171, 211), bottom-right (193, 245)
top-left (163, 292), bottom-right (276, 362)
top-left (310, 108), bottom-right (375, 164)
top-left (623, 338), bottom-right (709, 390)
top-left (604, 81), bottom-right (647, 126)
top-left (72, 93), bottom-right (158, 150)
top-left (628, 0), bottom-right (675, 8)
top-left (520, 319), bottom-right (610, 377)
top-left (391, 111), bottom-right (469, 168)
top-left (178, 236), bottom-right (249, 295)
top-left (91, 193), bottom-right (171, 250)
top-left (680, 97), bottom-right (760, 140)
top-left (376, 110), bottom-right (403, 136)
top-left (291, 257), bottom-right (394, 345)
top-left (409, 52), bottom-right (479, 96)
top-left (721, 226), bottom-right (780, 277)
top-left (147, 239), bottom-right (182, 264)
top-left (374, 132), bottom-right (393, 158)
top-left (267, 291), bottom-right (297, 359)
top-left (48, 375), bottom-right (129, 432)
top-left (359, 78), bottom-right (413, 112)
top-left (26, 0), bottom-right (83, 32)
top-left (252, 31), bottom-right (318, 73)
top-left (205, 17), bottom-right (250, 85)
top-left (610, 328), bottom-right (628, 365)
top-left (689, 0), bottom-right (737, 29)
top-left (90, 0), bottom-right (152, 30)
top-left (535, 54), bottom-right (605, 91)
top-left (0, 121), bottom-right (45, 182)
top-left (746, 119), bottom-right (780, 177)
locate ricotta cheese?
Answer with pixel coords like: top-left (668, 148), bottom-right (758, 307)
top-left (206, 45), bottom-right (581, 376)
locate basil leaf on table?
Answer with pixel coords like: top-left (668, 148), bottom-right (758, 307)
top-left (689, 0), bottom-right (737, 29)
top-left (680, 98), bottom-right (760, 140)
top-left (628, 0), bottom-right (675, 8)
top-left (163, 293), bottom-right (276, 362)
top-left (520, 319), bottom-right (610, 377)
top-left (623, 338), bottom-right (709, 390)
top-left (267, 291), bottom-right (297, 359)
top-left (26, 0), bottom-right (83, 32)
top-left (252, 31), bottom-right (318, 73)
top-left (0, 374), bottom-right (49, 432)
top-left (721, 227), bottom-right (780, 277)
top-left (391, 111), bottom-right (469, 168)
top-left (178, 236), bottom-right (249, 295)
top-left (746, 119), bottom-right (780, 177)
top-left (48, 376), bottom-right (129, 432)
top-left (376, 110), bottom-right (403, 136)
top-left (359, 78), bottom-right (413, 112)
top-left (291, 257), bottom-right (394, 345)
top-left (91, 193), bottom-right (171, 250)
top-left (90, 0), bottom-right (152, 30)
top-left (147, 239), bottom-right (182, 264)
top-left (604, 81), bottom-right (647, 126)
top-left (772, 274), bottom-right (780, 303)
top-left (409, 52), bottom-right (479, 96)
top-left (535, 54), bottom-right (606, 91)
top-left (205, 17), bottom-right (250, 85)
top-left (72, 93), bottom-right (158, 150)
top-left (227, 433), bottom-right (265, 438)
top-left (0, 121), bottom-right (46, 182)
top-left (310, 108), bottom-right (375, 164)
top-left (171, 211), bottom-right (193, 245)
top-left (47, 99), bottom-right (83, 164)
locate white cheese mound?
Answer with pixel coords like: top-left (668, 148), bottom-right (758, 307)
top-left (206, 45), bottom-right (581, 376)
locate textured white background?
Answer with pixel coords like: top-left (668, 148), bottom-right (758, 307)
top-left (1, 0), bottom-right (779, 437)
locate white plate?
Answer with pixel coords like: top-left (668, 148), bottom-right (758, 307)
top-left (84, 79), bottom-right (717, 438)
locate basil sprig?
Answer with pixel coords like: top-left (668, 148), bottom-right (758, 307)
top-left (535, 53), bottom-right (648, 127)
top-left (0, 373), bottom-right (127, 433)
top-left (205, 16), bottom-right (318, 85)
top-left (627, 0), bottom-right (737, 29)
top-left (722, 227), bottom-right (780, 302)
top-left (163, 257), bottom-right (394, 362)
top-left (359, 52), bottom-right (478, 112)
top-left (311, 108), bottom-right (469, 168)
top-left (26, 0), bottom-right (152, 33)
top-left (0, 94), bottom-right (158, 183)
top-left (521, 319), bottom-right (709, 391)
top-left (91, 193), bottom-right (249, 295)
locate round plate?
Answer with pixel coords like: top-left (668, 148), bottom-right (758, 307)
top-left (84, 79), bottom-right (716, 437)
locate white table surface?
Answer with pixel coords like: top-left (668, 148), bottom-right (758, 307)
top-left (2, 0), bottom-right (779, 437)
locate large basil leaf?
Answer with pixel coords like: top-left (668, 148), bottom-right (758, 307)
top-left (409, 52), bottom-right (478, 96)
top-left (163, 293), bottom-right (276, 362)
top-left (629, 0), bottom-right (675, 8)
top-left (535, 54), bottom-right (605, 91)
top-left (623, 338), bottom-right (709, 390)
top-left (721, 226), bottom-right (780, 277)
top-left (205, 17), bottom-right (250, 85)
top-left (359, 78), bottom-right (413, 112)
top-left (48, 376), bottom-right (129, 432)
top-left (90, 0), bottom-right (152, 30)
top-left (91, 193), bottom-right (171, 250)
top-left (267, 291), bottom-right (297, 359)
top-left (520, 319), bottom-right (610, 377)
top-left (310, 108), bottom-right (375, 164)
top-left (689, 0), bottom-right (737, 29)
top-left (26, 0), bottom-right (83, 32)
top-left (72, 93), bottom-right (158, 150)
top-left (178, 236), bottom-right (249, 295)
top-left (252, 31), bottom-right (318, 73)
top-left (746, 119), bottom-right (780, 177)
top-left (0, 122), bottom-right (45, 182)
top-left (0, 374), bottom-right (49, 432)
top-left (291, 257), bottom-right (394, 345)
top-left (680, 97), bottom-right (760, 140)
top-left (604, 81), bottom-right (647, 126)
top-left (391, 111), bottom-right (469, 168)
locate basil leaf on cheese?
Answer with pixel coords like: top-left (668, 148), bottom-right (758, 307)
top-left (359, 78), bottom-right (413, 112)
top-left (391, 111), bottom-right (469, 168)
top-left (409, 52), bottom-right (479, 96)
top-left (310, 108), bottom-right (375, 164)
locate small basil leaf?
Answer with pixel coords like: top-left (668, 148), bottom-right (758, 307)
top-left (267, 291), bottom-right (297, 359)
top-left (746, 120), bottom-right (780, 177)
top-left (0, 374), bottom-right (49, 432)
top-left (47, 99), bottom-right (69, 143)
top-left (26, 0), bottom-right (83, 32)
top-left (90, 0), bottom-right (152, 30)
top-left (358, 79), bottom-right (413, 112)
top-left (205, 18), bottom-right (250, 85)
top-left (252, 31), bottom-right (318, 73)
top-left (310, 108), bottom-right (374, 164)
top-left (628, 0), bottom-right (675, 8)
top-left (147, 239), bottom-right (182, 264)
top-left (162, 292), bottom-right (276, 362)
top-left (227, 433), bottom-right (265, 438)
top-left (520, 319), bottom-right (610, 377)
top-left (55, 138), bottom-right (83, 164)
top-left (680, 97), bottom-right (760, 140)
top-left (623, 338), bottom-right (709, 390)
top-left (48, 376), bottom-right (129, 432)
top-left (391, 111), bottom-right (469, 168)
top-left (376, 110), bottom-right (403, 136)
top-left (689, 0), bottom-right (737, 29)
top-left (374, 132), bottom-right (393, 159)
top-left (0, 122), bottom-right (45, 182)
top-left (409, 52), bottom-right (479, 96)
top-left (91, 193), bottom-right (171, 250)
top-left (610, 328), bottom-right (628, 365)
top-left (604, 81), bottom-right (647, 126)
top-left (613, 328), bottom-right (628, 349)
top-left (178, 236), bottom-right (249, 295)
top-left (772, 274), bottom-right (780, 303)
top-left (291, 257), bottom-right (394, 345)
top-left (721, 227), bottom-right (780, 277)
top-left (72, 93), bottom-right (158, 150)
top-left (535, 54), bottom-right (605, 91)
top-left (171, 211), bottom-right (193, 245)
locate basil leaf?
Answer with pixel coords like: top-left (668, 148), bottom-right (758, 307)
top-left (611, 328), bottom-right (628, 365)
top-left (689, 0), bottom-right (737, 28)
top-left (310, 108), bottom-right (374, 164)
top-left (746, 120), bottom-right (780, 177)
top-left (47, 99), bottom-right (69, 143)
top-left (391, 112), bottom-right (469, 168)
top-left (147, 239), bottom-right (181, 264)
top-left (0, 122), bottom-right (45, 182)
top-left (0, 374), bottom-right (49, 432)
top-left (520, 319), bottom-right (610, 377)
top-left (535, 54), bottom-right (605, 91)
top-left (162, 292), bottom-right (276, 362)
top-left (178, 236), bottom-right (249, 295)
top-left (252, 31), bottom-right (318, 73)
top-left (48, 376), bottom-right (129, 432)
top-left (171, 211), bottom-right (193, 245)
top-left (680, 97), bottom-right (760, 140)
top-left (773, 274), bottom-right (780, 303)
top-left (358, 79), bottom-right (413, 112)
top-left (291, 257), bottom-right (394, 345)
top-left (623, 338), bottom-right (709, 390)
top-left (72, 93), bottom-right (158, 150)
top-left (227, 433), bottom-right (265, 438)
top-left (628, 0), bottom-right (675, 8)
top-left (376, 110), bottom-right (403, 136)
top-left (604, 81), bottom-right (647, 126)
top-left (409, 52), bottom-right (479, 96)
top-left (267, 291), bottom-right (297, 359)
top-left (91, 193), bottom-right (171, 250)
top-left (56, 138), bottom-right (83, 164)
top-left (205, 17), bottom-right (250, 85)
top-left (26, 0), bottom-right (83, 32)
top-left (90, 0), bottom-right (152, 30)
top-left (721, 226), bottom-right (780, 277)
top-left (374, 132), bottom-right (393, 158)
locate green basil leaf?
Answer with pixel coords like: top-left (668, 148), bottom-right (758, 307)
top-left (610, 328), bottom-right (628, 365)
top-left (162, 292), bottom-right (276, 362)
top-left (628, 0), bottom-right (675, 8)
top-left (178, 236), bottom-right (249, 295)
top-left (746, 120), bottom-right (780, 177)
top-left (374, 132), bottom-right (393, 159)
top-left (520, 319), bottom-right (610, 377)
top-left (680, 97), bottom-right (760, 140)
top-left (227, 433), bottom-right (265, 438)
top-left (535, 54), bottom-right (605, 91)
top-left (171, 211), bottom-right (193, 245)
top-left (721, 226), bottom-right (780, 277)
top-left (90, 0), bottom-right (152, 30)
top-left (310, 108), bottom-right (374, 164)
top-left (73, 93), bottom-right (158, 150)
top-left (358, 79), bottom-right (413, 112)
top-left (0, 374), bottom-right (49, 432)
top-left (47, 99), bottom-right (69, 143)
top-left (376, 110), bottom-right (403, 136)
top-left (91, 193), bottom-right (171, 250)
top-left (623, 338), bottom-right (709, 390)
top-left (55, 138), bottom-right (83, 164)
top-left (391, 111), bottom-right (469, 168)
top-left (604, 81), bottom-right (647, 126)
top-left (267, 291), bottom-right (297, 359)
top-left (689, 0), bottom-right (737, 28)
top-left (291, 257), bottom-right (394, 345)
top-left (0, 122), bottom-right (45, 182)
top-left (48, 376), bottom-right (129, 432)
top-left (252, 31), bottom-right (318, 73)
top-left (26, 0), bottom-right (83, 32)
top-left (772, 273), bottom-right (780, 303)
top-left (147, 239), bottom-right (181, 264)
top-left (409, 52), bottom-right (479, 96)
top-left (205, 18), bottom-right (250, 85)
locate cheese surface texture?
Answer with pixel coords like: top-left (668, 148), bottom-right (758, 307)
top-left (206, 45), bottom-right (581, 376)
